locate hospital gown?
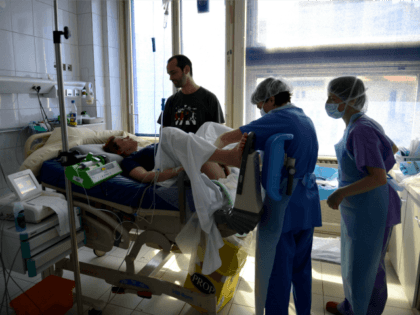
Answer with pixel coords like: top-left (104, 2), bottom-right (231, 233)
top-left (336, 113), bottom-right (401, 315)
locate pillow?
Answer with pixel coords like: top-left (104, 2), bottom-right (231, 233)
top-left (45, 127), bottom-right (96, 146)
top-left (69, 144), bottom-right (124, 165)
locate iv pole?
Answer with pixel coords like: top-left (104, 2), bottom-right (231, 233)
top-left (53, 1), bottom-right (84, 314)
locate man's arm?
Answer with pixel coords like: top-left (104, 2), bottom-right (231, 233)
top-left (214, 129), bottom-right (243, 149)
top-left (129, 166), bottom-right (184, 183)
top-left (157, 98), bottom-right (172, 128)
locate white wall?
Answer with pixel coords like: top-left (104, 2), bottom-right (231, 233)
top-left (0, 0), bottom-right (124, 196)
top-left (77, 0), bottom-right (123, 130)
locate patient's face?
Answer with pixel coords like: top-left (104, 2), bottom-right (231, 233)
top-left (114, 136), bottom-right (137, 156)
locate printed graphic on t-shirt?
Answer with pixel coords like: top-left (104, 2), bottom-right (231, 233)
top-left (175, 105), bottom-right (197, 126)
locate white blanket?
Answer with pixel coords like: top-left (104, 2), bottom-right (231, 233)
top-left (155, 122), bottom-right (237, 275)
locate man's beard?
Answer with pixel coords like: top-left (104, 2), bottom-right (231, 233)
top-left (174, 74), bottom-right (187, 88)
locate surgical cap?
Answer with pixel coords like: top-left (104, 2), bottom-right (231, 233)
top-left (251, 77), bottom-right (292, 104)
top-left (327, 76), bottom-right (367, 111)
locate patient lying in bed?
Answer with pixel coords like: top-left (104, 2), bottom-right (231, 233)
top-left (103, 135), bottom-right (233, 183)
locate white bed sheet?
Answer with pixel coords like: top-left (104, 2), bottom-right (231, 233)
top-left (155, 122), bottom-right (238, 275)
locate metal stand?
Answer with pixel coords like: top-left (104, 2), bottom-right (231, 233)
top-left (53, 1), bottom-right (84, 314)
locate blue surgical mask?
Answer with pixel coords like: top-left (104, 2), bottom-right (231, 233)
top-left (325, 102), bottom-right (346, 119)
top-left (260, 106), bottom-right (267, 116)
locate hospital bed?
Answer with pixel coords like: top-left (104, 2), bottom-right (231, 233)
top-left (23, 131), bottom-right (341, 256)
top-left (21, 130), bottom-right (267, 314)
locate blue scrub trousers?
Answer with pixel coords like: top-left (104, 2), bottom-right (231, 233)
top-left (265, 228), bottom-right (314, 315)
top-left (338, 226), bottom-right (394, 315)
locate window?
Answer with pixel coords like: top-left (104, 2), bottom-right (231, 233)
top-left (248, 1), bottom-right (420, 50)
top-left (181, 0), bottom-right (226, 115)
top-left (131, 0), bottom-right (226, 135)
top-left (245, 0), bottom-right (420, 156)
top-left (131, 0), bottom-right (173, 135)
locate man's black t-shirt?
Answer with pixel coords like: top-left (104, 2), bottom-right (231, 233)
top-left (157, 87), bottom-right (225, 134)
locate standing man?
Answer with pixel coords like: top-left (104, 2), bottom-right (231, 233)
top-left (158, 55), bottom-right (225, 133)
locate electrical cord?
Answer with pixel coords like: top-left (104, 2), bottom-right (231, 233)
top-left (0, 250), bottom-right (44, 315)
top-left (0, 160), bottom-right (14, 193)
top-left (102, 220), bottom-right (141, 313)
top-left (93, 98), bottom-right (160, 225)
top-left (71, 147), bottom-right (168, 313)
top-left (0, 14), bottom-right (168, 311)
top-left (0, 217), bottom-right (11, 315)
top-left (56, 20), bottom-right (173, 306)
top-left (35, 87), bottom-right (53, 132)
top-left (0, 213), bottom-right (43, 315)
top-left (74, 167), bottom-right (150, 314)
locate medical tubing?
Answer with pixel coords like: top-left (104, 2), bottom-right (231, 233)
top-left (152, 170), bottom-right (158, 212)
top-left (75, 165), bottom-right (151, 239)
top-left (112, 220), bottom-right (141, 244)
top-left (103, 220), bottom-right (141, 313)
top-left (75, 168), bottom-right (124, 230)
top-left (150, 13), bottom-right (159, 216)
top-left (0, 219), bottom-right (10, 315)
top-left (163, 0), bottom-right (169, 29)
top-left (68, 150), bottom-right (184, 310)
top-left (0, 265), bottom-right (10, 315)
top-left (0, 244), bottom-right (43, 315)
top-left (0, 160), bottom-right (15, 193)
top-left (0, 194), bottom-right (19, 310)
top-left (136, 185), bottom-right (156, 225)
top-left (72, 131), bottom-right (156, 226)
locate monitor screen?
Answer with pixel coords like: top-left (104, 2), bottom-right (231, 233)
top-left (14, 175), bottom-right (37, 196)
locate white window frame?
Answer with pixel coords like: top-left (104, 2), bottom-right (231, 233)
top-left (125, 0), bottom-right (246, 133)
top-left (125, 0), bottom-right (420, 135)
top-left (242, 0), bottom-right (420, 158)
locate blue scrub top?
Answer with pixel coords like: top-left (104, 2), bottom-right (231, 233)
top-left (240, 104), bottom-right (322, 233)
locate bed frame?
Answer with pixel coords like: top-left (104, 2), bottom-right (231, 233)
top-left (24, 131), bottom-right (248, 315)
top-left (24, 131), bottom-right (341, 314)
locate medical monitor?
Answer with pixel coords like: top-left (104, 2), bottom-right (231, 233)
top-left (8, 170), bottom-right (42, 201)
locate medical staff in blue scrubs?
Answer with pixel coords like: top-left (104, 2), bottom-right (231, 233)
top-left (324, 76), bottom-right (401, 315)
top-left (214, 78), bottom-right (322, 315)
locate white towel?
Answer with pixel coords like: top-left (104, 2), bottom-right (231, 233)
top-left (28, 196), bottom-right (79, 236)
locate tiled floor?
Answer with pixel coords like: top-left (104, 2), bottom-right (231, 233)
top-left (0, 238), bottom-right (417, 315)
